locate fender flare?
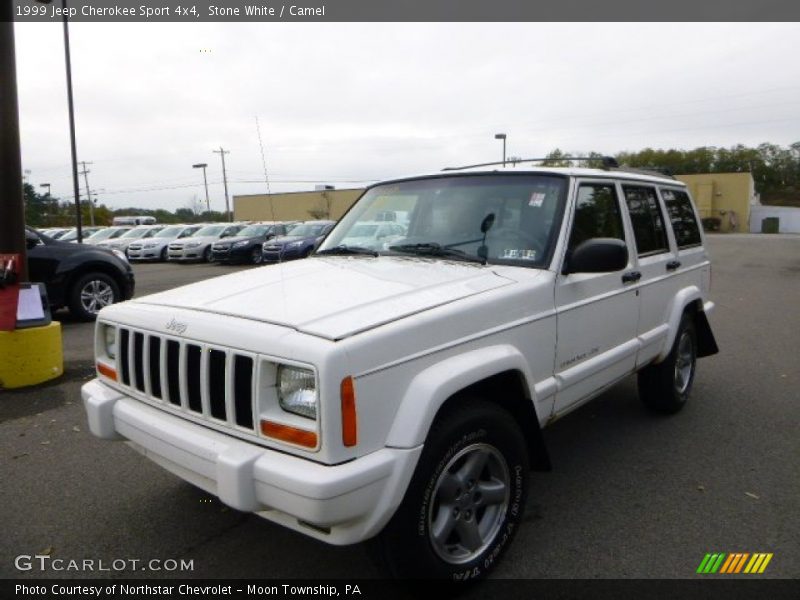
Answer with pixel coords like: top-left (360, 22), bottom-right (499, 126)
top-left (656, 286), bottom-right (702, 362)
top-left (385, 345), bottom-right (542, 450)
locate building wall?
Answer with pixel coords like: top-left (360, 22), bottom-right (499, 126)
top-left (234, 189), bottom-right (364, 222)
top-left (675, 172), bottom-right (755, 233)
top-left (749, 205), bottom-right (800, 233)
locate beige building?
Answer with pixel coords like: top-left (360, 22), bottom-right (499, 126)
top-left (675, 172), bottom-right (756, 233)
top-left (234, 188), bottom-right (364, 223)
top-left (235, 173), bottom-right (758, 234)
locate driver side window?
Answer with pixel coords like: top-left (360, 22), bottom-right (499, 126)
top-left (567, 184), bottom-right (625, 252)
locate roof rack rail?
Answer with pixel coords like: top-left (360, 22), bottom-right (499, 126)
top-left (608, 166), bottom-right (676, 180)
top-left (442, 156), bottom-right (620, 171)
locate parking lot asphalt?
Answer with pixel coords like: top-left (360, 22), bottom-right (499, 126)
top-left (1, 236), bottom-right (798, 581)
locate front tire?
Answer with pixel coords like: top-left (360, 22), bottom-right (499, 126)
top-left (373, 399), bottom-right (528, 580)
top-left (203, 246), bottom-right (214, 263)
top-left (68, 272), bottom-right (120, 321)
top-left (638, 313), bottom-right (697, 414)
top-left (251, 247), bottom-right (263, 265)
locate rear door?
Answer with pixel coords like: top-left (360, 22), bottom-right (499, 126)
top-left (620, 184), bottom-right (676, 366)
top-left (659, 187), bottom-right (709, 296)
top-left (553, 180), bottom-right (639, 415)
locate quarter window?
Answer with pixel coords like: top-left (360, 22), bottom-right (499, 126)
top-left (623, 186), bottom-right (669, 256)
top-left (661, 188), bottom-right (702, 248)
top-left (568, 184), bottom-right (625, 252)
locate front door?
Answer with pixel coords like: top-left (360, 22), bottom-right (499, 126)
top-left (553, 180), bottom-right (639, 415)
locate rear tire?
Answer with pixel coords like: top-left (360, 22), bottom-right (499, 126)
top-left (638, 313), bottom-right (697, 414)
top-left (372, 398), bottom-right (528, 580)
top-left (159, 246), bottom-right (168, 262)
top-left (203, 247), bottom-right (214, 263)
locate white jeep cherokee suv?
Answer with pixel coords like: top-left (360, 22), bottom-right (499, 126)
top-left (83, 160), bottom-right (718, 579)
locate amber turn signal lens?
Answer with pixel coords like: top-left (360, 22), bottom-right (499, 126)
top-left (341, 376), bottom-right (357, 447)
top-left (96, 362), bottom-right (117, 381)
top-left (260, 420), bottom-right (318, 449)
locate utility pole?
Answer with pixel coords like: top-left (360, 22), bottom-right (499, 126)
top-left (79, 160), bottom-right (95, 227)
top-left (213, 147), bottom-right (231, 222)
top-left (61, 0), bottom-right (83, 242)
top-left (0, 7), bottom-right (28, 280)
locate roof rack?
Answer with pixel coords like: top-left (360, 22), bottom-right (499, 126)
top-left (442, 156), bottom-right (620, 171)
top-left (441, 156), bottom-right (677, 180)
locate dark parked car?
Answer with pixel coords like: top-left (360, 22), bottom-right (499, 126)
top-left (26, 228), bottom-right (135, 321)
top-left (211, 221), bottom-right (297, 264)
top-left (261, 220), bottom-right (335, 262)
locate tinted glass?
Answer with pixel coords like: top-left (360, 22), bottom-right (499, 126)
top-left (319, 175), bottom-right (568, 268)
top-left (568, 184), bottom-right (624, 251)
top-left (623, 186), bottom-right (669, 256)
top-left (661, 188), bottom-right (702, 248)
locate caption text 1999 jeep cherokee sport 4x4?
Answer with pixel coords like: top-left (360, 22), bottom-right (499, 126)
top-left (82, 159), bottom-right (718, 579)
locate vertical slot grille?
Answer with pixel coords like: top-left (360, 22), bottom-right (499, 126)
top-left (119, 329), bottom-right (130, 385)
top-left (149, 337), bottom-right (162, 399)
top-left (166, 340), bottom-right (181, 405)
top-left (208, 350), bottom-right (227, 420)
top-left (133, 332), bottom-right (145, 392)
top-left (186, 344), bottom-right (202, 413)
top-left (233, 355), bottom-right (254, 428)
top-left (114, 328), bottom-right (258, 434)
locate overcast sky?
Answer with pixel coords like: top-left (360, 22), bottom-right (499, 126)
top-left (13, 22), bottom-right (800, 213)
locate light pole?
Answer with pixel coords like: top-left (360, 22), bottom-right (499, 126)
top-left (494, 133), bottom-right (507, 166)
top-left (213, 147), bottom-right (231, 222)
top-left (192, 163), bottom-right (210, 213)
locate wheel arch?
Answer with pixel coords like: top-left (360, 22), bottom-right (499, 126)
top-left (385, 345), bottom-right (551, 471)
top-left (62, 262), bottom-right (127, 307)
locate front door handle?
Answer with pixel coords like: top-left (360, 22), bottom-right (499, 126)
top-left (622, 270), bottom-right (642, 284)
top-left (666, 260), bottom-right (682, 271)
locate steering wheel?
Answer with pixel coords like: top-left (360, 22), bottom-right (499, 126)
top-left (488, 228), bottom-right (545, 257)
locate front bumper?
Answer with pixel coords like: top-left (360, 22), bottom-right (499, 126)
top-left (82, 379), bottom-right (421, 545)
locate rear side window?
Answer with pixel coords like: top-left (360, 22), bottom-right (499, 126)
top-left (623, 186), bottom-right (669, 256)
top-left (568, 183), bottom-right (625, 251)
top-left (661, 188), bottom-right (702, 248)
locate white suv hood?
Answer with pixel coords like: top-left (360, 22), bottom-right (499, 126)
top-left (133, 257), bottom-right (515, 340)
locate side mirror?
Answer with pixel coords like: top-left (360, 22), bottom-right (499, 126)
top-left (26, 235), bottom-right (39, 250)
top-left (564, 238), bottom-right (628, 274)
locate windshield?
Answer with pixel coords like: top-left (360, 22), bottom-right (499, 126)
top-left (87, 227), bottom-right (128, 241)
top-left (155, 227), bottom-right (182, 238)
top-left (120, 228), bottom-right (153, 239)
top-left (347, 224), bottom-right (379, 237)
top-left (289, 223), bottom-right (330, 237)
top-left (319, 175), bottom-right (568, 267)
top-left (192, 225), bottom-right (226, 237)
top-left (237, 224), bottom-right (270, 237)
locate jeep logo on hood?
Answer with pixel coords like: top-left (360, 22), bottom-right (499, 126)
top-left (165, 318), bottom-right (188, 335)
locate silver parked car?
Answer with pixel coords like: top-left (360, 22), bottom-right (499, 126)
top-left (127, 224), bottom-right (203, 262)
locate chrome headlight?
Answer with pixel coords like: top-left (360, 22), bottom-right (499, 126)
top-left (233, 240), bottom-right (249, 248)
top-left (111, 249), bottom-right (128, 263)
top-left (143, 241), bottom-right (157, 248)
top-left (103, 324), bottom-right (117, 359)
top-left (287, 241), bottom-right (303, 248)
top-left (185, 241), bottom-right (201, 248)
top-left (277, 365), bottom-right (317, 419)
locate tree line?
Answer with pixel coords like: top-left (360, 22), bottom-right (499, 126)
top-left (24, 142), bottom-right (800, 226)
top-left (541, 143), bottom-right (800, 192)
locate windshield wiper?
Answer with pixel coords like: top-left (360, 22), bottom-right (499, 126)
top-left (316, 245), bottom-right (379, 257)
top-left (387, 242), bottom-right (486, 265)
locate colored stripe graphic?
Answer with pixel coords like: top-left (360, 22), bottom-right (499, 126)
top-left (698, 552), bottom-right (773, 574)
